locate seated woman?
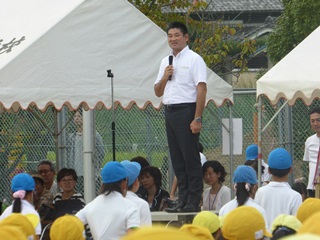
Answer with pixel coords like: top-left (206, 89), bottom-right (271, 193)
top-left (140, 166), bottom-right (169, 211)
top-left (202, 160), bottom-right (231, 211)
top-left (53, 168), bottom-right (86, 217)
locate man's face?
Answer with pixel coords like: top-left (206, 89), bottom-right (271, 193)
top-left (167, 28), bottom-right (188, 54)
top-left (73, 111), bottom-right (83, 128)
top-left (38, 164), bottom-right (55, 185)
top-left (310, 112), bottom-right (320, 136)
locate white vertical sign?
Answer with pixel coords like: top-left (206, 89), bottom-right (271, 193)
top-left (222, 118), bottom-right (243, 155)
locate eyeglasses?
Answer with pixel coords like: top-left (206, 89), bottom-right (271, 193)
top-left (38, 169), bottom-right (52, 174)
top-left (61, 179), bottom-right (75, 183)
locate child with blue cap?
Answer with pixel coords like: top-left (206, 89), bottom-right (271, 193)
top-left (0, 173), bottom-right (42, 239)
top-left (254, 148), bottom-right (302, 230)
top-left (121, 160), bottom-right (152, 226)
top-left (245, 144), bottom-right (271, 185)
top-left (219, 165), bottom-right (268, 229)
top-left (76, 161), bottom-right (140, 240)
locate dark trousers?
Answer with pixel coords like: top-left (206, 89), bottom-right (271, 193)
top-left (165, 103), bottom-right (203, 206)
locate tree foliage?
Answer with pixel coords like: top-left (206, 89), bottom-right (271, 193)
top-left (129, 0), bottom-right (256, 79)
top-left (267, 0), bottom-right (320, 64)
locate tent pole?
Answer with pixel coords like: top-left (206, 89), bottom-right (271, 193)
top-left (257, 96), bottom-right (262, 187)
top-left (83, 109), bottom-right (95, 202)
top-left (228, 101), bottom-right (234, 199)
top-left (107, 69), bottom-right (116, 161)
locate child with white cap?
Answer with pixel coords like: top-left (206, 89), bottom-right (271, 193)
top-left (254, 148), bottom-right (302, 229)
top-left (121, 160), bottom-right (152, 226)
top-left (76, 161), bottom-right (140, 240)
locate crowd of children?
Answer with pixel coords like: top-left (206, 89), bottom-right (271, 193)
top-left (1, 145), bottom-right (320, 239)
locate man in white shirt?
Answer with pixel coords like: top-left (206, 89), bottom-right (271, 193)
top-left (303, 107), bottom-right (320, 198)
top-left (121, 160), bottom-right (152, 226)
top-left (154, 21), bottom-right (207, 213)
top-left (255, 148), bottom-right (302, 229)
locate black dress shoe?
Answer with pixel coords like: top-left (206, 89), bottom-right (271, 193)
top-left (165, 200), bottom-right (185, 213)
top-left (166, 198), bottom-right (179, 208)
top-left (181, 204), bottom-right (200, 213)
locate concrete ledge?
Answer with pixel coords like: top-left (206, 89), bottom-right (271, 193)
top-left (151, 211), bottom-right (199, 222)
top-left (151, 210), bottom-right (219, 222)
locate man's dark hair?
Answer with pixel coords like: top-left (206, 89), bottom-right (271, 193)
top-left (37, 160), bottom-right (55, 172)
top-left (269, 167), bottom-right (291, 178)
top-left (57, 168), bottom-right (78, 182)
top-left (166, 21), bottom-right (188, 35)
top-left (309, 107), bottom-right (320, 115)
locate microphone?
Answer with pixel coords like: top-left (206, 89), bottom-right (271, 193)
top-left (168, 55), bottom-right (173, 80)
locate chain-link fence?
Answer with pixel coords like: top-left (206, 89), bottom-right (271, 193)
top-left (1, 89), bottom-right (319, 202)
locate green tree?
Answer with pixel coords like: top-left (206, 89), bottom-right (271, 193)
top-left (267, 0), bottom-right (320, 64)
top-left (129, 0), bottom-right (256, 77)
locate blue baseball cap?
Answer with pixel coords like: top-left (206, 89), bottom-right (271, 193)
top-left (101, 161), bottom-right (128, 184)
top-left (11, 173), bottom-right (35, 192)
top-left (233, 165), bottom-right (258, 185)
top-left (245, 144), bottom-right (258, 160)
top-left (268, 148), bottom-right (292, 169)
top-left (120, 160), bottom-right (141, 186)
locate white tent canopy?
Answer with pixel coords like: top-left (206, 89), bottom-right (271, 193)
top-left (256, 25), bottom-right (320, 186)
top-left (1, 0), bottom-right (234, 201)
top-left (0, 0), bottom-right (233, 112)
top-left (257, 25), bottom-right (320, 106)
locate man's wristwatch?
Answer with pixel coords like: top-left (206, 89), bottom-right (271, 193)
top-left (194, 117), bottom-right (202, 123)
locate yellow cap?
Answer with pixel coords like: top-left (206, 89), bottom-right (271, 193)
top-left (0, 213), bottom-right (37, 237)
top-left (50, 215), bottom-right (85, 240)
top-left (0, 226), bottom-right (26, 240)
top-left (222, 206), bottom-right (272, 240)
top-left (192, 211), bottom-right (220, 234)
top-left (271, 214), bottom-right (301, 232)
top-left (180, 224), bottom-right (214, 240)
top-left (122, 225), bottom-right (205, 240)
top-left (298, 211), bottom-right (320, 235)
top-left (296, 198), bottom-right (320, 223)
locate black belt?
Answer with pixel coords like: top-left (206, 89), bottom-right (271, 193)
top-left (164, 103), bottom-right (195, 110)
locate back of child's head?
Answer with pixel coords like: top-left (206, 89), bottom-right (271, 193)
top-left (268, 148), bottom-right (292, 177)
top-left (271, 214), bottom-right (301, 240)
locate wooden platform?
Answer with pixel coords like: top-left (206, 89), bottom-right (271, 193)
top-left (151, 210), bottom-right (219, 225)
top-left (151, 211), bottom-right (197, 226)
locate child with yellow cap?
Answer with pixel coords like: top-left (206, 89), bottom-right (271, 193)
top-left (222, 206), bottom-right (271, 240)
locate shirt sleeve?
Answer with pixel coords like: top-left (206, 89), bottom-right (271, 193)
top-left (155, 58), bottom-right (167, 85)
top-left (192, 54), bottom-right (207, 85)
top-left (75, 207), bottom-right (88, 225)
top-left (126, 204), bottom-right (140, 230)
